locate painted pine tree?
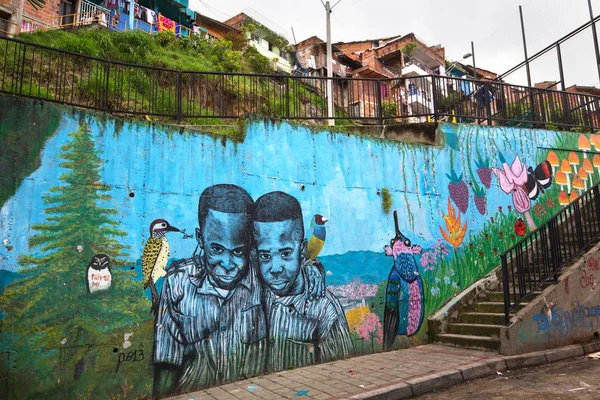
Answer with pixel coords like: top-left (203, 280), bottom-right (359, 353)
top-left (0, 121), bottom-right (153, 398)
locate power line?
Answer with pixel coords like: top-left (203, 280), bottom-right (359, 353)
top-left (198, 0), bottom-right (231, 19)
top-left (338, 0), bottom-right (366, 10)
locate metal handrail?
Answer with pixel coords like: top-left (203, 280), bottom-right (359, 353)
top-left (500, 180), bottom-right (600, 324)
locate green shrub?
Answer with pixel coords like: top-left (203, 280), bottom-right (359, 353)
top-left (154, 30), bottom-right (178, 50)
top-left (243, 45), bottom-right (272, 74)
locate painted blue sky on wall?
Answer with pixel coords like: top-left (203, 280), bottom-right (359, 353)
top-left (0, 115), bottom-right (557, 272)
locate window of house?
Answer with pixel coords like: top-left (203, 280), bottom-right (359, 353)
top-left (251, 33), bottom-right (259, 43)
top-left (0, 11), bottom-right (11, 37)
top-left (349, 101), bottom-right (361, 117)
top-left (269, 42), bottom-right (274, 52)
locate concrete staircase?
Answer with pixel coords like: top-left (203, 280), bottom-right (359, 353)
top-left (434, 287), bottom-right (536, 351)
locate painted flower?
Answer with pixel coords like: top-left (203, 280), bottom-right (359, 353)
top-left (435, 277), bottom-right (441, 283)
top-left (492, 155), bottom-right (528, 194)
top-left (444, 276), bottom-right (451, 285)
top-left (513, 185), bottom-right (531, 213)
top-left (449, 269), bottom-right (455, 276)
top-left (452, 282), bottom-right (458, 289)
top-left (431, 287), bottom-right (440, 296)
top-left (357, 313), bottom-right (383, 344)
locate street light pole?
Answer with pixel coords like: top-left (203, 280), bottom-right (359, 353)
top-left (325, 1), bottom-right (334, 126)
top-left (588, 0), bottom-right (600, 83)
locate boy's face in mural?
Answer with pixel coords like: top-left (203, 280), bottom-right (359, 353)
top-left (196, 209), bottom-right (250, 290)
top-left (254, 219), bottom-right (307, 296)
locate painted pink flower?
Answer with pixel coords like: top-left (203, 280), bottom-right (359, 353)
top-left (513, 186), bottom-right (531, 213)
top-left (492, 155), bottom-right (528, 194)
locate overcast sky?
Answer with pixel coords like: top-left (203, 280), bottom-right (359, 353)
top-left (190, 0), bottom-right (600, 87)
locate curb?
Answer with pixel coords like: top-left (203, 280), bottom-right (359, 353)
top-left (345, 342), bottom-right (597, 400)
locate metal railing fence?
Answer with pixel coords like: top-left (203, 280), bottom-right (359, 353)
top-left (500, 182), bottom-right (600, 324)
top-left (1, 34), bottom-right (600, 129)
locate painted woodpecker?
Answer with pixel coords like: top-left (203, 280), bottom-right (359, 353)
top-left (142, 219), bottom-right (180, 315)
top-left (306, 214), bottom-right (328, 260)
top-left (383, 211), bottom-right (424, 351)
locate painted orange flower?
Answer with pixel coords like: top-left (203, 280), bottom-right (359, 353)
top-left (440, 198), bottom-right (468, 250)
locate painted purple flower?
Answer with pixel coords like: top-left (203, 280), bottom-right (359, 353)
top-left (492, 155), bottom-right (528, 194)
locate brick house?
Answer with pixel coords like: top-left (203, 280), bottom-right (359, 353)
top-left (294, 33), bottom-right (448, 119)
top-left (0, 0), bottom-right (65, 35)
top-left (193, 12), bottom-right (238, 41)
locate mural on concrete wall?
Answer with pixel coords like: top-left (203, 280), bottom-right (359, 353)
top-left (0, 97), bottom-right (596, 398)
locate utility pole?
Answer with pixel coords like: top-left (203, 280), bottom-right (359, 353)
top-left (588, 0), bottom-right (600, 83)
top-left (13, 0), bottom-right (25, 36)
top-left (471, 41), bottom-right (476, 78)
top-left (325, 1), bottom-right (334, 126)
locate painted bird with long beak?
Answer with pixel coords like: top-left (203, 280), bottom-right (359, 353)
top-left (383, 211), bottom-right (424, 351)
top-left (142, 219), bottom-right (180, 315)
top-left (306, 214), bottom-right (328, 260)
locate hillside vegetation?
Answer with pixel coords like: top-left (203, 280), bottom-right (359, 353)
top-left (3, 28), bottom-right (335, 132)
top-left (19, 28), bottom-right (273, 74)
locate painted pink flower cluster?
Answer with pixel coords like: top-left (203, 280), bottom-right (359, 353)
top-left (328, 282), bottom-right (378, 300)
top-left (357, 313), bottom-right (383, 344)
top-left (419, 239), bottom-right (449, 270)
top-left (384, 241), bottom-right (422, 257)
top-left (407, 280), bottom-right (422, 336)
top-left (492, 155), bottom-right (530, 214)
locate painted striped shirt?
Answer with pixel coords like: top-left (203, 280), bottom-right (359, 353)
top-left (154, 256), bottom-right (267, 392)
top-left (265, 276), bottom-right (354, 371)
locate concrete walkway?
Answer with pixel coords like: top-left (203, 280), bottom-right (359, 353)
top-left (165, 342), bottom-right (599, 400)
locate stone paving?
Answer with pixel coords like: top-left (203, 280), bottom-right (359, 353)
top-left (166, 345), bottom-right (503, 400)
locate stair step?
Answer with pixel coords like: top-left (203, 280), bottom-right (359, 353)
top-left (459, 312), bottom-right (508, 325)
top-left (448, 323), bottom-right (502, 337)
top-left (436, 333), bottom-right (500, 351)
top-left (474, 302), bottom-right (528, 313)
top-left (487, 290), bottom-right (544, 302)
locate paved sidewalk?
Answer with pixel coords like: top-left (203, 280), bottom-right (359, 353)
top-left (166, 345), bottom-right (503, 400)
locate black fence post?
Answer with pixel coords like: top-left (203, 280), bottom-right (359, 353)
top-left (104, 61), bottom-right (110, 112)
top-left (500, 83), bottom-right (507, 126)
top-left (548, 218), bottom-right (562, 281)
top-left (18, 42), bottom-right (26, 95)
top-left (574, 199), bottom-right (584, 248)
top-left (594, 184), bottom-right (600, 230)
top-left (484, 81), bottom-right (492, 125)
top-left (529, 87), bottom-right (537, 124)
top-left (176, 71), bottom-right (182, 122)
top-left (501, 255), bottom-right (511, 324)
top-left (431, 75), bottom-right (439, 122)
top-left (561, 91), bottom-right (570, 127)
top-left (285, 76), bottom-right (290, 119)
top-left (376, 79), bottom-right (383, 126)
